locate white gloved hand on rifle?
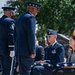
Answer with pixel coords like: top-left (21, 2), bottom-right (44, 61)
top-left (10, 51), bottom-right (15, 57)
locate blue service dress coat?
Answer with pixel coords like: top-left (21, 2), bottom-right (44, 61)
top-left (14, 11), bottom-right (36, 75)
top-left (33, 42), bottom-right (65, 75)
top-left (0, 15), bottom-right (15, 56)
top-left (45, 42), bottom-right (65, 65)
top-left (0, 14), bottom-right (15, 75)
top-left (14, 11), bottom-right (36, 56)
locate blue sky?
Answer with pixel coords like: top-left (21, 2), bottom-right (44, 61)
top-left (0, 0), bottom-right (7, 10)
top-left (0, 0), bottom-right (7, 17)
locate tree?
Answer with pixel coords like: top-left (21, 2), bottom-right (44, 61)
top-left (37, 0), bottom-right (75, 36)
top-left (6, 0), bottom-right (75, 38)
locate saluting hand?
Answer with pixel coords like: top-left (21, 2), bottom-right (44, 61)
top-left (30, 54), bottom-right (36, 58)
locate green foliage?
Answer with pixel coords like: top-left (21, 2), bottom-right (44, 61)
top-left (37, 0), bottom-right (75, 36)
top-left (6, 0), bottom-right (75, 37)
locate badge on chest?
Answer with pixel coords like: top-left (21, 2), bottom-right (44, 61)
top-left (52, 49), bottom-right (56, 54)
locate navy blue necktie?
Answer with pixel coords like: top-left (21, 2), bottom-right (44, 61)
top-left (50, 45), bottom-right (53, 48)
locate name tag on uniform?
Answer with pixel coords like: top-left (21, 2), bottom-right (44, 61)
top-left (52, 49), bottom-right (56, 54)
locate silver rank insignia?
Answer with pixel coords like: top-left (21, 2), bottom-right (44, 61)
top-left (52, 49), bottom-right (56, 54)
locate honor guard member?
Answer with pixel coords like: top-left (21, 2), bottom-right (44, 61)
top-left (33, 29), bottom-right (65, 75)
top-left (0, 6), bottom-right (16, 75)
top-left (14, 2), bottom-right (41, 75)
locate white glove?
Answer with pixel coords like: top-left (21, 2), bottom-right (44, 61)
top-left (10, 51), bottom-right (15, 57)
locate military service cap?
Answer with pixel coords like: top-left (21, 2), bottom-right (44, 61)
top-left (2, 6), bottom-right (16, 12)
top-left (26, 2), bottom-right (41, 10)
top-left (47, 29), bottom-right (57, 35)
